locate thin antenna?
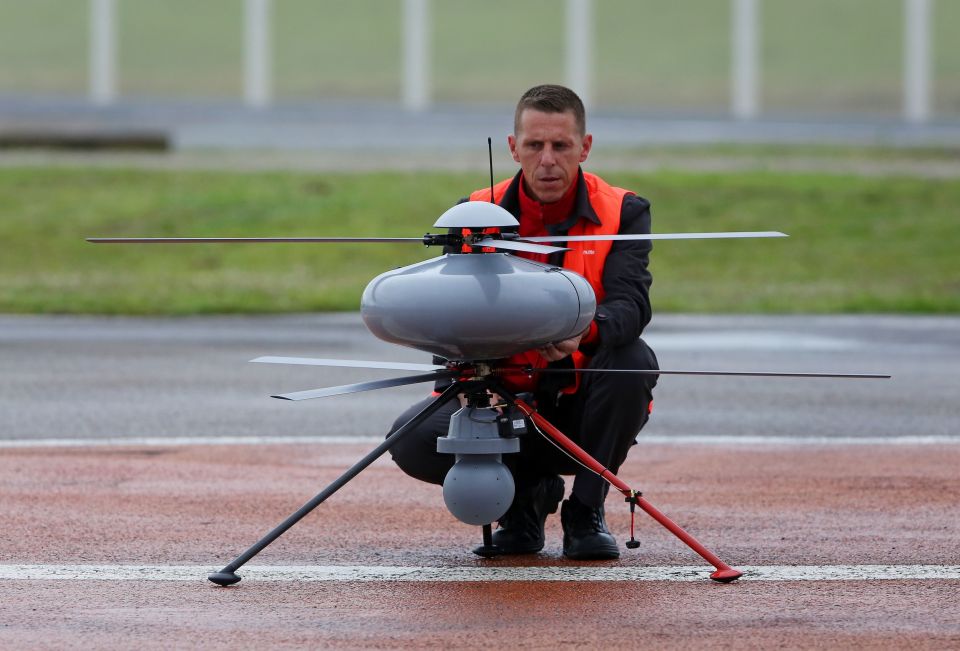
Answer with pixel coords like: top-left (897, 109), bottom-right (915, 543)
top-left (487, 137), bottom-right (494, 203)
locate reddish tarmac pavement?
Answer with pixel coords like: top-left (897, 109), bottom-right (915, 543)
top-left (1, 440), bottom-right (958, 649)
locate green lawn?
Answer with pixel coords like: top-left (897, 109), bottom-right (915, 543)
top-left (0, 166), bottom-right (956, 315)
top-left (1, 0), bottom-right (958, 114)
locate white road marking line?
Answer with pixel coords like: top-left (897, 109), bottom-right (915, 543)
top-left (0, 564), bottom-right (957, 582)
top-left (0, 435), bottom-right (381, 448)
top-left (1, 434), bottom-right (958, 449)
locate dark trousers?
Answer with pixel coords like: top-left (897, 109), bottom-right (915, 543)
top-left (387, 338), bottom-right (658, 508)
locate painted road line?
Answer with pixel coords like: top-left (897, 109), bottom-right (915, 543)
top-left (2, 434), bottom-right (960, 449)
top-left (0, 435), bottom-right (383, 448)
top-left (0, 565), bottom-right (958, 582)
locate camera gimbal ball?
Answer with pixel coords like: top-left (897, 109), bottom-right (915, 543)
top-left (437, 400), bottom-right (520, 526)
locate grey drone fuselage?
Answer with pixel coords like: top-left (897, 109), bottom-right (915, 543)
top-left (361, 252), bottom-right (595, 362)
top-left (361, 201), bottom-right (594, 362)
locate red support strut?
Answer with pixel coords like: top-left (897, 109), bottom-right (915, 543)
top-left (514, 399), bottom-right (743, 583)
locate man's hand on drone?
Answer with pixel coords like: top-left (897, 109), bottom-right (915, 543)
top-left (538, 330), bottom-right (585, 362)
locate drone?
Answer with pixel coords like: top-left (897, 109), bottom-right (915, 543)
top-left (89, 193), bottom-right (889, 587)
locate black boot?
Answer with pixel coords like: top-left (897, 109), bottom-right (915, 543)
top-left (488, 476), bottom-right (565, 554)
top-left (561, 493), bottom-right (620, 560)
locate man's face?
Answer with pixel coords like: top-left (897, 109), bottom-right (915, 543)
top-left (508, 109), bottom-right (592, 204)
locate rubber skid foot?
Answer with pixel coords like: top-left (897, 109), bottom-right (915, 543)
top-left (208, 571), bottom-right (242, 586)
top-left (710, 568), bottom-right (743, 583)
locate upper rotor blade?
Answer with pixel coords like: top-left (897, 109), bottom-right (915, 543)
top-left (273, 370), bottom-right (457, 401)
top-left (515, 368), bottom-right (890, 379)
top-left (521, 231), bottom-right (788, 243)
top-left (252, 356), bottom-right (444, 372)
top-left (474, 238), bottom-right (569, 255)
top-left (87, 237), bottom-right (424, 244)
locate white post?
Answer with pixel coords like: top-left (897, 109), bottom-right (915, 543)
top-left (402, 0), bottom-right (430, 111)
top-left (244, 0), bottom-right (271, 108)
top-left (731, 0), bottom-right (759, 119)
top-left (565, 0), bottom-right (592, 110)
top-left (904, 0), bottom-right (932, 123)
top-left (89, 0), bottom-right (116, 105)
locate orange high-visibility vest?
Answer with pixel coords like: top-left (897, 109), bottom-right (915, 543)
top-left (469, 173), bottom-right (633, 390)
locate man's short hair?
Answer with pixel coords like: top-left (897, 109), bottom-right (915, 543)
top-left (514, 84), bottom-right (586, 136)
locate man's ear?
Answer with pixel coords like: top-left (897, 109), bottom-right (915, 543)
top-left (508, 134), bottom-right (520, 163)
top-left (579, 134), bottom-right (593, 163)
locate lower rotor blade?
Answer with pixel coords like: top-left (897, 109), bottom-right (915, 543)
top-left (273, 370), bottom-right (458, 401)
top-left (252, 356), bottom-right (444, 372)
top-left (473, 238), bottom-right (569, 255)
top-left (522, 231), bottom-right (787, 243)
top-left (516, 368), bottom-right (890, 379)
top-left (87, 237), bottom-right (424, 244)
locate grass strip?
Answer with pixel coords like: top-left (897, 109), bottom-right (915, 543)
top-left (0, 167), bottom-right (956, 314)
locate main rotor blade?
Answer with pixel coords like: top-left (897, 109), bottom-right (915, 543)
top-left (252, 356), bottom-right (444, 372)
top-left (473, 238), bottom-right (569, 255)
top-left (87, 237), bottom-right (424, 244)
top-left (516, 368), bottom-right (890, 379)
top-left (273, 370), bottom-right (458, 401)
top-left (521, 231), bottom-right (788, 243)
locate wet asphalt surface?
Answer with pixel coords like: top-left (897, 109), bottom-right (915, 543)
top-left (2, 439), bottom-right (959, 648)
top-left (1, 313), bottom-right (956, 443)
top-left (5, 96), bottom-right (960, 149)
top-left (2, 313), bottom-right (959, 649)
